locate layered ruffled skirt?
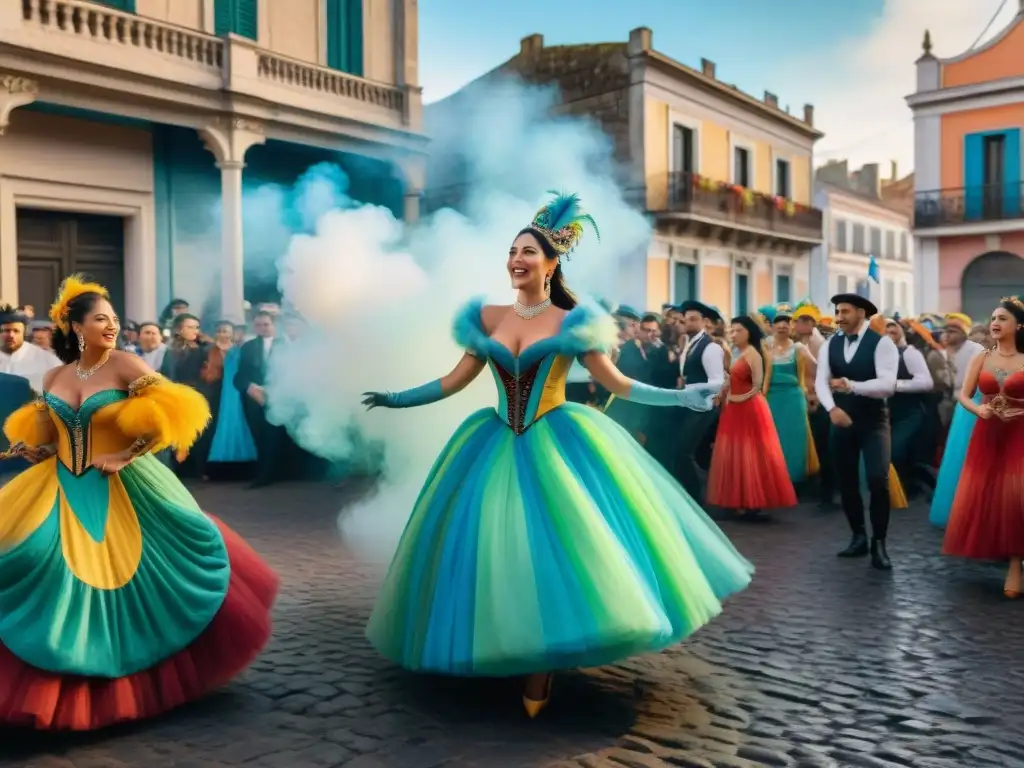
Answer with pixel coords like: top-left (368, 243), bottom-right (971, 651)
top-left (366, 403), bottom-right (753, 676)
top-left (0, 455), bottom-right (278, 730)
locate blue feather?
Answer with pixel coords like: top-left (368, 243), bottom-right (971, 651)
top-left (533, 191), bottom-right (600, 242)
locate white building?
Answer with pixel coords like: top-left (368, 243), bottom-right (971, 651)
top-left (0, 0), bottom-right (426, 323)
top-left (810, 164), bottom-right (916, 316)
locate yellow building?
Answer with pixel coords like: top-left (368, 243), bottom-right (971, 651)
top-left (425, 27), bottom-right (823, 315)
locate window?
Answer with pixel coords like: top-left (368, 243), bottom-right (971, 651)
top-left (215, 0), bottom-right (257, 39)
top-left (869, 227), bottom-right (882, 258)
top-left (735, 272), bottom-right (749, 315)
top-left (775, 272), bottom-right (791, 303)
top-left (673, 261), bottom-right (697, 304)
top-left (884, 279), bottom-right (895, 313)
top-left (884, 231), bottom-right (895, 260)
top-left (900, 232), bottom-right (908, 261)
top-left (96, 0), bottom-right (135, 9)
top-left (733, 146), bottom-right (751, 188)
top-left (774, 158), bottom-right (791, 198)
top-left (327, 0), bottom-right (364, 75)
top-left (984, 134), bottom-right (1006, 186)
top-left (899, 282), bottom-right (908, 312)
top-left (672, 124), bottom-right (695, 175)
top-left (837, 275), bottom-right (849, 293)
top-left (851, 224), bottom-right (865, 254)
top-left (834, 219), bottom-right (848, 251)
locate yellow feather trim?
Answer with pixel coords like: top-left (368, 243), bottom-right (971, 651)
top-left (3, 400), bottom-right (50, 447)
top-left (49, 274), bottom-right (109, 333)
top-left (114, 375), bottom-right (211, 462)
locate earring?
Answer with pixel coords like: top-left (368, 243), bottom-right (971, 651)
top-left (544, 274), bottom-right (552, 294)
top-left (78, 335), bottom-right (85, 353)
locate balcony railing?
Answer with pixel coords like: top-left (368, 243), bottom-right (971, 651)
top-left (657, 171), bottom-right (822, 240)
top-left (9, 0), bottom-right (411, 125)
top-left (914, 183), bottom-right (1024, 229)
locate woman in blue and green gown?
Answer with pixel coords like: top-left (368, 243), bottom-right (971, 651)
top-left (360, 193), bottom-right (753, 719)
top-left (764, 305), bottom-right (819, 485)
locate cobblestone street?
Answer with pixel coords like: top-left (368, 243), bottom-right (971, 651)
top-left (4, 481), bottom-right (1023, 768)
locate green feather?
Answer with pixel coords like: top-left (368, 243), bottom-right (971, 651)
top-left (533, 191), bottom-right (600, 242)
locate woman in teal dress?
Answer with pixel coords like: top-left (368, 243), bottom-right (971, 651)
top-left (0, 276), bottom-right (278, 730)
top-left (764, 305), bottom-right (819, 485)
top-left (361, 194), bottom-right (753, 718)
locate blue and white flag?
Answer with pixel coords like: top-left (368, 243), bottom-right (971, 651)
top-left (868, 254), bottom-right (880, 283)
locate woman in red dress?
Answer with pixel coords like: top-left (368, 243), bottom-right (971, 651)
top-left (708, 314), bottom-right (798, 521)
top-left (943, 296), bottom-right (1024, 597)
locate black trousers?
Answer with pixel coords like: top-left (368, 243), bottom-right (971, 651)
top-left (832, 411), bottom-right (891, 540)
top-left (810, 405), bottom-right (834, 502)
top-left (674, 408), bottom-right (717, 502)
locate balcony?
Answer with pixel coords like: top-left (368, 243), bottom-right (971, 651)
top-left (651, 171), bottom-right (822, 250)
top-left (914, 183), bottom-right (1024, 230)
top-left (0, 0), bottom-right (422, 148)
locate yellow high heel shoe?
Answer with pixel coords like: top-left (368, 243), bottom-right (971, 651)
top-left (522, 674), bottom-right (553, 718)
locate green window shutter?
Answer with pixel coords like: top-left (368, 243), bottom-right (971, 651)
top-left (97, 0), bottom-right (136, 11)
top-left (214, 0), bottom-right (234, 36)
top-left (214, 0), bottom-right (257, 40)
top-left (327, 0), bottom-right (364, 75)
top-left (236, 0), bottom-right (258, 40)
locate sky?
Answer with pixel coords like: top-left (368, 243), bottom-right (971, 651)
top-left (419, 0), bottom-right (1021, 175)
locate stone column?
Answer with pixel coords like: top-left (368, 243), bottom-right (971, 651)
top-left (198, 117), bottom-right (266, 324)
top-left (396, 154), bottom-right (426, 224)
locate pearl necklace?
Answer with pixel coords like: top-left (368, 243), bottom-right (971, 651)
top-left (514, 297), bottom-right (551, 320)
top-left (76, 354), bottom-right (110, 380)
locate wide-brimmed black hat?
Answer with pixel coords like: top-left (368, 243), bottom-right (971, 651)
top-left (676, 300), bottom-right (721, 322)
top-left (830, 293), bottom-right (877, 317)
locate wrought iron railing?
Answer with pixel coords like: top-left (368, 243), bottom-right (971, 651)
top-left (915, 183), bottom-right (1024, 228)
top-left (657, 171), bottom-right (822, 238)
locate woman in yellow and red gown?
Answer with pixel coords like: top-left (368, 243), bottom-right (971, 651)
top-left (708, 314), bottom-right (797, 520)
top-left (0, 275), bottom-right (278, 730)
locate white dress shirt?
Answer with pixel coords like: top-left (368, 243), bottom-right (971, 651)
top-left (140, 344), bottom-right (167, 373)
top-left (948, 339), bottom-right (984, 391)
top-left (0, 342), bottom-right (61, 392)
top-left (262, 335), bottom-right (274, 358)
top-left (895, 346), bottom-right (934, 393)
top-left (814, 320), bottom-right (899, 412)
top-left (680, 331), bottom-right (726, 391)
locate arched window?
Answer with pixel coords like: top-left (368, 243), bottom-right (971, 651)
top-left (961, 251), bottom-right (1024, 321)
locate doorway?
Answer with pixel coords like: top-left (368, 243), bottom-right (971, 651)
top-left (16, 209), bottom-right (126, 319)
top-left (961, 251), bottom-right (1024, 322)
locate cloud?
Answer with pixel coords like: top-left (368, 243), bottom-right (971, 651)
top-left (801, 0), bottom-right (1019, 172)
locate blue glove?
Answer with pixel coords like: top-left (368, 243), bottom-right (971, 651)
top-left (362, 379), bottom-right (444, 409)
top-left (624, 381), bottom-right (715, 412)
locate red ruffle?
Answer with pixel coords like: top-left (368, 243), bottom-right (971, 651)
top-left (707, 394), bottom-right (798, 510)
top-left (943, 417), bottom-right (1024, 560)
top-left (0, 515), bottom-right (278, 730)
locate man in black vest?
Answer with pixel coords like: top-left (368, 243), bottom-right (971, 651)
top-left (674, 300), bottom-right (726, 502)
top-left (815, 294), bottom-right (899, 570)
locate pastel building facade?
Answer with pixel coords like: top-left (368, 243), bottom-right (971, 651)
top-left (424, 27), bottom-right (824, 314)
top-left (910, 5), bottom-right (1024, 319)
top-left (0, 0), bottom-right (425, 323)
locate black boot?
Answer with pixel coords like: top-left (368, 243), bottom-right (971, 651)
top-left (870, 538), bottom-right (892, 570)
top-left (838, 532), bottom-right (869, 558)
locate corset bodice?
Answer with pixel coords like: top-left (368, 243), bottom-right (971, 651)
top-left (729, 358), bottom-right (755, 397)
top-left (979, 367), bottom-right (1024, 421)
top-left (44, 389), bottom-right (135, 475)
top-left (487, 344), bottom-right (572, 436)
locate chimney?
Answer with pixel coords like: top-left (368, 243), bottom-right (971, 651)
top-left (628, 27), bottom-right (652, 56)
top-left (763, 91), bottom-right (779, 108)
top-left (890, 160), bottom-right (898, 181)
top-left (519, 34), bottom-right (543, 57)
top-left (701, 58), bottom-right (716, 78)
top-left (803, 103), bottom-right (815, 126)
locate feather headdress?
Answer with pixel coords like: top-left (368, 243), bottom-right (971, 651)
top-left (49, 274), bottom-right (108, 333)
top-left (528, 191), bottom-right (600, 258)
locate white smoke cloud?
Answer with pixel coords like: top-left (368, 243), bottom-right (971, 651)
top-left (264, 77), bottom-right (651, 562)
top-left (799, 0), bottom-right (1018, 171)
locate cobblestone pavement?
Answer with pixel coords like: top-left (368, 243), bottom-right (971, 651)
top-left (5, 482), bottom-right (1024, 768)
